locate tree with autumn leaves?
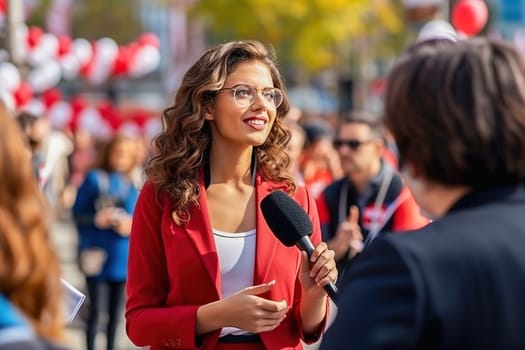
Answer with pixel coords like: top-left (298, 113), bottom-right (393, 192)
top-left (191, 0), bottom-right (407, 76)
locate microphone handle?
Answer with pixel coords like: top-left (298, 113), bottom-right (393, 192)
top-left (296, 236), bottom-right (339, 304)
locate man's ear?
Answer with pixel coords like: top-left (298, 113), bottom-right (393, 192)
top-left (375, 140), bottom-right (386, 155)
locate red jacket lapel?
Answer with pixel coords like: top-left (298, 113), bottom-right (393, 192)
top-left (183, 170), bottom-right (221, 298)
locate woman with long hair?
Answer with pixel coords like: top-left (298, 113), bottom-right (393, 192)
top-left (73, 134), bottom-right (140, 350)
top-left (0, 102), bottom-right (68, 349)
top-left (126, 40), bottom-right (337, 350)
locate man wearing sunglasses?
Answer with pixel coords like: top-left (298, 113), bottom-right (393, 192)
top-left (315, 111), bottom-right (428, 288)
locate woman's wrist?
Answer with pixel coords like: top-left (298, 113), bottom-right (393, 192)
top-left (195, 300), bottom-right (224, 336)
top-left (300, 290), bottom-right (328, 335)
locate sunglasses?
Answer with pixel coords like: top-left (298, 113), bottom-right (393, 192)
top-left (333, 139), bottom-right (375, 150)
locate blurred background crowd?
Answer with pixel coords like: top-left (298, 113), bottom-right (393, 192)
top-left (0, 0), bottom-right (522, 349)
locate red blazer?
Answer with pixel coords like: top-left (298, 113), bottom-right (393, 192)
top-left (125, 173), bottom-right (328, 350)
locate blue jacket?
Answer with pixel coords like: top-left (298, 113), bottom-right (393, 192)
top-left (0, 295), bottom-right (35, 346)
top-left (73, 169), bottom-right (139, 281)
top-left (0, 295), bottom-right (70, 349)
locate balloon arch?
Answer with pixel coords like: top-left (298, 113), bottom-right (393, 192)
top-left (0, 7), bottom-right (163, 140)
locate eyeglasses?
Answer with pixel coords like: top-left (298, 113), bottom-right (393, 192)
top-left (218, 84), bottom-right (284, 109)
top-left (333, 139), bottom-right (375, 150)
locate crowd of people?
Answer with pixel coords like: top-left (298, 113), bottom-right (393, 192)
top-left (1, 27), bottom-right (525, 350)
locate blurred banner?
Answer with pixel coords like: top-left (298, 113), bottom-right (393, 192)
top-left (46, 0), bottom-right (73, 36)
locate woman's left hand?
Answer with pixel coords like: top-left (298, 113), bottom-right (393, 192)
top-left (299, 242), bottom-right (337, 297)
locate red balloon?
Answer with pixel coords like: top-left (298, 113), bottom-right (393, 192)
top-left (79, 55), bottom-right (95, 78)
top-left (27, 26), bottom-right (44, 48)
top-left (112, 46), bottom-right (132, 76)
top-left (68, 95), bottom-right (88, 131)
top-left (138, 32), bottom-right (160, 49)
top-left (451, 0), bottom-right (488, 37)
top-left (57, 35), bottom-right (73, 57)
top-left (41, 88), bottom-right (62, 108)
top-left (132, 109), bottom-right (150, 128)
top-left (98, 100), bottom-right (122, 131)
top-left (70, 95), bottom-right (88, 115)
top-left (13, 82), bottom-right (33, 107)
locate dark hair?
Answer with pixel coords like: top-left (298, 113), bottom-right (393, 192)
top-left (338, 109), bottom-right (385, 140)
top-left (384, 38), bottom-right (525, 188)
top-left (146, 40), bottom-right (293, 224)
top-left (16, 111), bottom-right (41, 128)
top-left (302, 121), bottom-right (333, 147)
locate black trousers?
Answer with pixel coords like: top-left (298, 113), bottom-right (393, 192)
top-left (85, 278), bottom-right (126, 350)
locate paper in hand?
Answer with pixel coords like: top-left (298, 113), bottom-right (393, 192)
top-left (61, 278), bottom-right (86, 323)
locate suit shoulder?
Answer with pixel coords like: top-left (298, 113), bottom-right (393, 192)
top-left (320, 177), bottom-right (347, 202)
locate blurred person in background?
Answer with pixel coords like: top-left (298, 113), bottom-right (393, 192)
top-left (321, 37), bottom-right (525, 350)
top-left (316, 111), bottom-right (428, 288)
top-left (126, 40), bottom-right (337, 350)
top-left (283, 106), bottom-right (306, 184)
top-left (62, 126), bottom-right (99, 212)
top-left (16, 110), bottom-right (74, 218)
top-left (382, 129), bottom-right (400, 169)
top-left (72, 135), bottom-right (140, 350)
top-left (299, 120), bottom-right (342, 199)
top-left (0, 103), bottom-right (70, 349)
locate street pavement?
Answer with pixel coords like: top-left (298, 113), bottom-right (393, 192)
top-left (50, 216), bottom-right (141, 350)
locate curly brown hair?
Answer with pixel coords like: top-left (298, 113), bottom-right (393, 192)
top-left (146, 40), bottom-right (295, 224)
top-left (0, 103), bottom-right (64, 341)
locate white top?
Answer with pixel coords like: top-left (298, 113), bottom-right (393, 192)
top-left (213, 227), bottom-right (256, 337)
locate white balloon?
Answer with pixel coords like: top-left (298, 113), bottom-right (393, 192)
top-left (77, 106), bottom-right (103, 134)
top-left (144, 117), bottom-right (162, 139)
top-left (47, 101), bottom-right (73, 130)
top-left (118, 120), bottom-right (141, 137)
top-left (27, 60), bottom-right (62, 93)
top-left (0, 49), bottom-right (9, 62)
top-left (20, 97), bottom-right (46, 116)
top-left (0, 89), bottom-right (16, 113)
top-left (128, 45), bottom-right (160, 78)
top-left (88, 37), bottom-right (118, 85)
top-left (0, 62), bottom-right (21, 91)
top-left (72, 38), bottom-right (93, 66)
top-left (92, 119), bottom-right (113, 141)
top-left (418, 19), bottom-right (458, 43)
top-left (47, 100), bottom-right (72, 129)
top-left (59, 53), bottom-right (81, 79)
top-left (27, 33), bottom-right (59, 66)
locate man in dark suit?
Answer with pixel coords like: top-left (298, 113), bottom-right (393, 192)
top-left (320, 38), bottom-right (525, 349)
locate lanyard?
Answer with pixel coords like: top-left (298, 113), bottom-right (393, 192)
top-left (338, 169), bottom-right (393, 243)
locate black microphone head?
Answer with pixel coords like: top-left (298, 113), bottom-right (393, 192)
top-left (260, 190), bottom-right (313, 247)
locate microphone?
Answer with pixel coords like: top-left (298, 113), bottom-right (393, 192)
top-left (260, 190), bottom-right (338, 302)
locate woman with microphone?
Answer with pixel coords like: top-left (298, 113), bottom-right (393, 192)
top-left (125, 40), bottom-right (337, 350)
